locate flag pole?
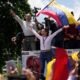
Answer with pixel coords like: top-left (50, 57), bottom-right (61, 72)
top-left (36, 0), bottom-right (55, 18)
top-left (47, 0), bottom-right (55, 6)
top-left (42, 0), bottom-right (55, 10)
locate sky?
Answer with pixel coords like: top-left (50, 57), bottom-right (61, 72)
top-left (28, 0), bottom-right (80, 22)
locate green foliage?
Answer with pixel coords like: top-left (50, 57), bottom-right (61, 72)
top-left (0, 0), bottom-right (31, 72)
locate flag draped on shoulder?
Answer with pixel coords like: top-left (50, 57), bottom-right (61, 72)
top-left (52, 48), bottom-right (69, 80)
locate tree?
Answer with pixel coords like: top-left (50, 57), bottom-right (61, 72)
top-left (0, 0), bottom-right (31, 72)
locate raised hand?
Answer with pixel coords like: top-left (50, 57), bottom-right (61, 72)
top-left (22, 68), bottom-right (36, 80)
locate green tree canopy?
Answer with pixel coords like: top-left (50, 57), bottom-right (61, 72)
top-left (0, 0), bottom-right (31, 72)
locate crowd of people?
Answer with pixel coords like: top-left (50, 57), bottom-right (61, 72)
top-left (64, 24), bottom-right (80, 49)
top-left (1, 51), bottom-right (79, 80)
top-left (1, 9), bottom-right (80, 80)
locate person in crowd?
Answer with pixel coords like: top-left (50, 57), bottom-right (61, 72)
top-left (11, 32), bottom-right (24, 46)
top-left (26, 56), bottom-right (41, 80)
top-left (8, 66), bottom-right (18, 75)
top-left (7, 66), bottom-right (18, 80)
top-left (22, 68), bottom-right (36, 80)
top-left (44, 17), bottom-right (58, 33)
top-left (0, 74), bottom-right (4, 80)
top-left (64, 24), bottom-right (79, 49)
top-left (11, 32), bottom-right (24, 55)
top-left (44, 17), bottom-right (64, 55)
top-left (34, 18), bottom-right (44, 30)
top-left (10, 9), bottom-right (37, 51)
top-left (34, 19), bottom-right (44, 50)
top-left (67, 51), bottom-right (80, 80)
top-left (77, 52), bottom-right (80, 79)
top-left (6, 60), bottom-right (18, 76)
top-left (67, 58), bottom-right (78, 80)
top-left (76, 29), bottom-right (80, 48)
top-left (76, 30), bottom-right (80, 40)
top-left (29, 25), bottom-right (68, 80)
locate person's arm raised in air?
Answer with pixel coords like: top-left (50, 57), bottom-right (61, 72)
top-left (29, 27), bottom-right (41, 40)
top-left (47, 25), bottom-right (69, 41)
top-left (10, 9), bottom-right (23, 26)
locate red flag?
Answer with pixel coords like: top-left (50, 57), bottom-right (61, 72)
top-left (52, 48), bottom-right (69, 80)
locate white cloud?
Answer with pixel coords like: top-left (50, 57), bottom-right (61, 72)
top-left (73, 0), bottom-right (80, 20)
top-left (28, 0), bottom-right (46, 9)
top-left (28, 0), bottom-right (50, 23)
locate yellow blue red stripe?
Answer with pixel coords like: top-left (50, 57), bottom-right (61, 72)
top-left (50, 2), bottom-right (77, 24)
top-left (45, 6), bottom-right (69, 26)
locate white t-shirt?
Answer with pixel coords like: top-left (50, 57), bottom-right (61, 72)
top-left (14, 15), bottom-right (36, 36)
top-left (31, 28), bottom-right (62, 50)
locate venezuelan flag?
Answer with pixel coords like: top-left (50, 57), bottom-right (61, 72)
top-left (36, 5), bottom-right (62, 27)
top-left (36, 0), bottom-right (77, 26)
top-left (45, 5), bottom-right (69, 26)
top-left (50, 1), bottom-right (77, 25)
top-left (52, 48), bottom-right (69, 80)
top-left (46, 59), bottom-right (56, 80)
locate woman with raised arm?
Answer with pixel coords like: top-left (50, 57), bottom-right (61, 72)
top-left (29, 25), bottom-right (69, 80)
